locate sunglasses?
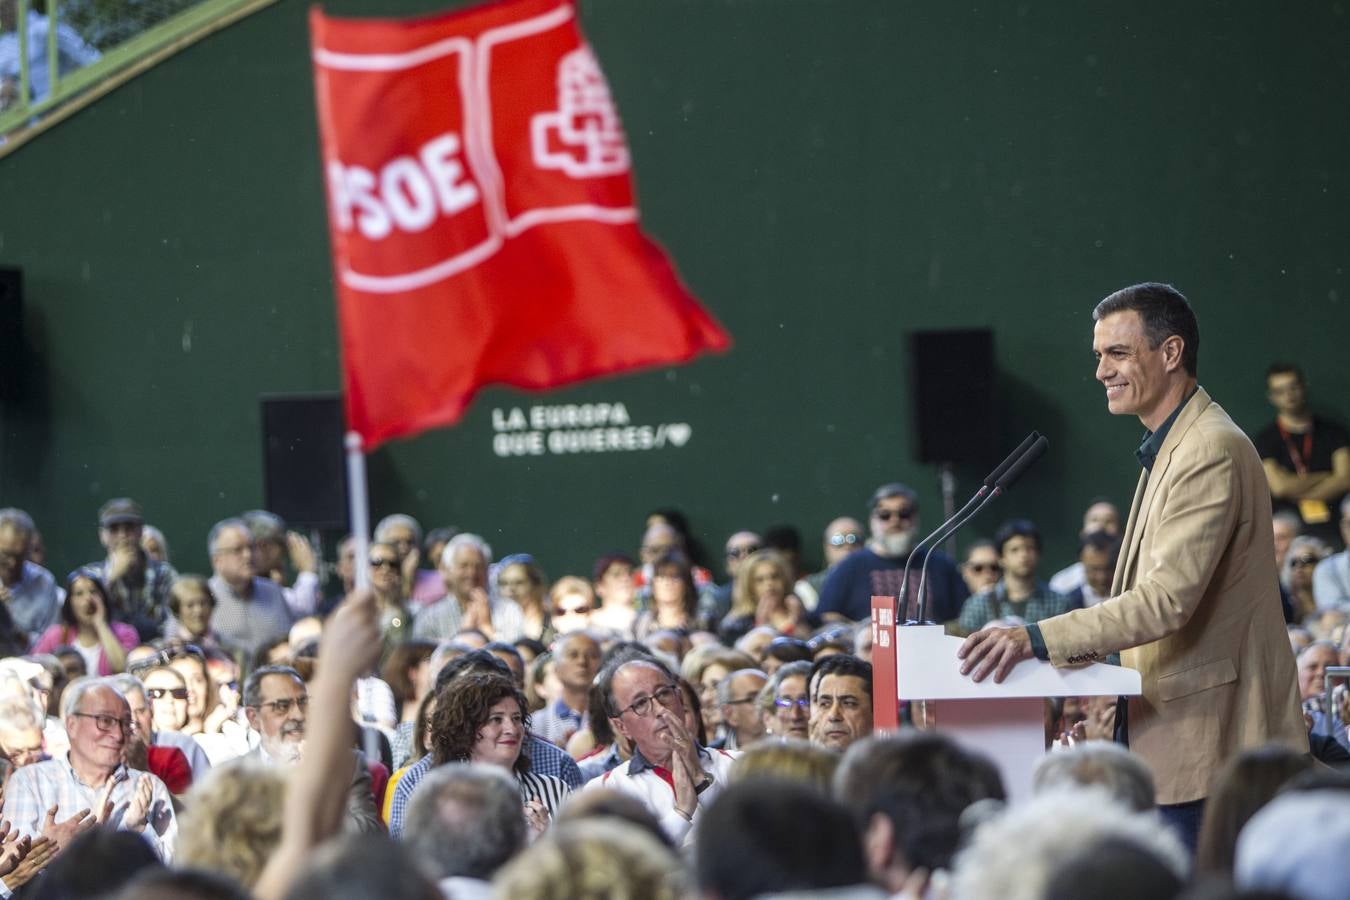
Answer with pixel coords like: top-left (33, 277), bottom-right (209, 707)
top-left (146, 687), bottom-right (188, 701)
top-left (873, 508), bottom-right (914, 522)
top-left (966, 563), bottom-right (1001, 574)
top-left (1290, 556), bottom-right (1321, 569)
top-left (370, 557), bottom-right (399, 569)
top-left (726, 545), bottom-right (762, 559)
top-left (553, 606), bottom-right (590, 617)
top-left (828, 533), bottom-right (861, 547)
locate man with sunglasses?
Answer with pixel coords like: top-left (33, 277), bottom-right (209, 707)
top-left (235, 664), bottom-right (382, 833)
top-left (589, 657), bottom-right (736, 846)
top-left (816, 483), bottom-right (968, 625)
top-left (1, 679), bottom-right (176, 859)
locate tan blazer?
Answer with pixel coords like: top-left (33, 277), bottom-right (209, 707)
top-left (1039, 387), bottom-right (1307, 804)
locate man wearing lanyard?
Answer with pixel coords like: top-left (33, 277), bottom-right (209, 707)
top-left (1253, 364), bottom-right (1350, 550)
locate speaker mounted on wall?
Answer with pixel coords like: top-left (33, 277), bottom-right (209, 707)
top-left (909, 329), bottom-right (996, 465)
top-left (260, 392), bottom-right (349, 530)
top-left (0, 268), bottom-right (23, 405)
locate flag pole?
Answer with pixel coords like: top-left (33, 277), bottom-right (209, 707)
top-left (345, 430), bottom-right (372, 591)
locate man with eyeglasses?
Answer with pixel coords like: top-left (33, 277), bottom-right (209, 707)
top-left (1, 679), bottom-right (176, 859)
top-left (589, 658), bottom-right (736, 846)
top-left (235, 664), bottom-right (381, 833)
top-left (759, 660), bottom-right (812, 739)
top-left (816, 483), bottom-right (968, 625)
top-left (713, 668), bottom-right (767, 750)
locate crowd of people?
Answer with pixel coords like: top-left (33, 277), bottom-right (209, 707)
top-left (0, 358), bottom-right (1341, 897)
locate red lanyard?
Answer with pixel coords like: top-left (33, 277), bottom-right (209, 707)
top-left (1277, 420), bottom-right (1313, 475)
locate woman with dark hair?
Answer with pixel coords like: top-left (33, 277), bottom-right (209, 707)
top-left (381, 639), bottom-right (437, 769)
top-left (636, 554), bottom-right (703, 639)
top-left (32, 570), bottom-right (137, 675)
top-left (429, 671), bottom-right (570, 831)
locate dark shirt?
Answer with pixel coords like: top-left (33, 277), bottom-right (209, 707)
top-left (1253, 413), bottom-right (1350, 546)
top-left (816, 547), bottom-right (967, 624)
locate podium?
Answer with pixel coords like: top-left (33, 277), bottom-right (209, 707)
top-left (870, 596), bottom-right (1141, 802)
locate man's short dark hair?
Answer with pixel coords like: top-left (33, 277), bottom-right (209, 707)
top-left (286, 832), bottom-right (442, 900)
top-left (993, 518), bottom-right (1040, 556)
top-left (869, 483), bottom-right (917, 513)
top-left (1093, 282), bottom-right (1199, 377)
top-left (762, 525), bottom-right (802, 555)
top-left (696, 779), bottom-right (865, 900)
top-left (242, 665), bottom-right (302, 709)
top-left (1079, 529), bottom-right (1121, 562)
top-left (433, 648), bottom-right (512, 694)
top-left (834, 733), bottom-right (1006, 872)
top-left (402, 763), bottom-right (527, 881)
top-left (808, 654), bottom-right (872, 700)
top-left (1265, 362), bottom-right (1304, 385)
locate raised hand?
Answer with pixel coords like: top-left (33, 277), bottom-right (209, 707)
top-left (0, 820), bottom-right (29, 877)
top-left (6, 836), bottom-right (54, 890)
top-left (40, 804), bottom-right (96, 852)
top-left (123, 774), bottom-right (154, 832)
top-left (523, 799), bottom-right (549, 839)
top-left (287, 531), bottom-right (318, 574)
top-left (318, 588), bottom-right (382, 681)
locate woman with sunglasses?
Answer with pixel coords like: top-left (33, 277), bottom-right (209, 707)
top-left (32, 571), bottom-right (138, 675)
top-left (429, 671), bottom-right (569, 834)
top-left (368, 542), bottom-right (412, 659)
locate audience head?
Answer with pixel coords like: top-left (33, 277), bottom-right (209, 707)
top-left (1033, 741), bottom-right (1155, 811)
top-left (178, 759), bottom-right (286, 890)
top-left (168, 575), bottom-right (216, 640)
top-left (438, 533), bottom-right (491, 598)
top-left (0, 508), bottom-right (34, 586)
top-left (696, 778), bottom-right (866, 900)
top-left (869, 482), bottom-right (919, 558)
top-left (962, 539), bottom-right (1002, 594)
top-left (822, 516), bottom-right (865, 568)
top-left (760, 659), bottom-right (812, 740)
top-left (808, 653), bottom-right (872, 752)
top-left (401, 762), bottom-right (526, 882)
top-left (374, 514), bottom-right (422, 561)
top-left (730, 737), bottom-right (838, 789)
top-left (722, 531), bottom-right (763, 581)
top-left (549, 577), bottom-right (596, 634)
top-left (98, 498), bottom-right (146, 556)
top-left (208, 518), bottom-right (255, 589)
top-left (64, 679), bottom-right (131, 775)
top-left (1196, 744), bottom-right (1315, 875)
top-left (242, 665), bottom-right (307, 763)
top-left (495, 818), bottom-right (686, 900)
top-left (1235, 790), bottom-right (1350, 900)
top-left (430, 671), bottom-right (531, 776)
top-left (284, 832), bottom-right (442, 900)
top-left (1296, 640), bottom-right (1338, 701)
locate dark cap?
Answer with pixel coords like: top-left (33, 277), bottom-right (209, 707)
top-left (99, 498), bottom-right (143, 527)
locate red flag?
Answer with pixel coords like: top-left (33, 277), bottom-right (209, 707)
top-left (309, 0), bottom-right (731, 450)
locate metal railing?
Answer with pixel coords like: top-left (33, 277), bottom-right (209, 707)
top-left (0, 0), bottom-right (278, 155)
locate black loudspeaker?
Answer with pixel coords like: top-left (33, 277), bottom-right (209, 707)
top-left (909, 329), bottom-right (995, 464)
top-left (0, 268), bottom-right (22, 404)
top-left (260, 393), bottom-right (349, 530)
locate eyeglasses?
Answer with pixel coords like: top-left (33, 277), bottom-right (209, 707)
top-left (252, 696), bottom-right (309, 716)
top-left (553, 606), bottom-right (590, 617)
top-left (828, 533), bottom-right (861, 547)
top-left (146, 687), bottom-right (188, 701)
top-left (966, 563), bottom-right (1001, 574)
top-left (873, 508), bottom-right (914, 522)
top-left (773, 696), bottom-right (810, 711)
top-left (726, 545), bottom-right (761, 559)
top-left (1290, 556), bottom-right (1321, 569)
top-left (212, 543), bottom-right (252, 557)
top-left (71, 712), bottom-right (132, 734)
top-left (617, 683), bottom-right (681, 718)
top-left (369, 557), bottom-right (399, 569)
top-left (723, 695), bottom-right (759, 707)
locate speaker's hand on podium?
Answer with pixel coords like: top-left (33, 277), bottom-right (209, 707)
top-left (958, 625), bottom-right (1033, 683)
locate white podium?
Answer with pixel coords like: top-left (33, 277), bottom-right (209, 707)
top-left (872, 598), bottom-right (1141, 802)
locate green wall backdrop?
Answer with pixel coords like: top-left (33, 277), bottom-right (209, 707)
top-left (0, 0), bottom-right (1347, 583)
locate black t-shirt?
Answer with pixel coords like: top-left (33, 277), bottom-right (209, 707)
top-left (1253, 414), bottom-right (1350, 545)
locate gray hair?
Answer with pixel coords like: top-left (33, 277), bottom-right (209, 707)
top-left (61, 676), bottom-right (126, 721)
top-left (141, 525), bottom-right (170, 563)
top-left (106, 673), bottom-right (146, 704)
top-left (716, 668), bottom-right (767, 707)
top-left (242, 665), bottom-right (303, 709)
top-left (0, 695), bottom-right (44, 731)
top-left (208, 518), bottom-right (251, 556)
top-left (375, 514), bottom-right (423, 546)
top-left (0, 508), bottom-right (34, 537)
top-left (440, 533), bottom-right (492, 568)
top-left (1282, 534), bottom-right (1331, 588)
top-left (1032, 741), bottom-right (1156, 812)
top-left (952, 788), bottom-right (1187, 900)
top-left (401, 762), bottom-right (526, 880)
top-left (757, 660), bottom-right (813, 717)
top-left (1297, 639), bottom-right (1339, 668)
top-left (241, 510), bottom-right (286, 542)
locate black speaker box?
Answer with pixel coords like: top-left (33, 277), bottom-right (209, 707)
top-left (0, 268), bottom-right (22, 405)
top-left (909, 329), bottom-right (995, 464)
top-left (260, 393), bottom-right (349, 530)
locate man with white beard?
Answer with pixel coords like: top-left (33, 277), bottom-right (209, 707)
top-left (816, 483), bottom-right (968, 624)
top-left (237, 665), bottom-right (381, 833)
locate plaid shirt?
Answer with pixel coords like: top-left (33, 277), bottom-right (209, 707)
top-left (3, 561), bottom-right (60, 645)
top-left (958, 580), bottom-right (1073, 635)
top-left (1, 755), bottom-right (176, 860)
top-left (387, 735), bottom-right (582, 837)
top-left (83, 554), bottom-right (178, 642)
top-left (410, 594), bottom-right (524, 643)
top-left (208, 575), bottom-right (295, 659)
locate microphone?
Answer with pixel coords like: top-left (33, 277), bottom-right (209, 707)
top-left (914, 433), bottom-right (1049, 624)
top-left (895, 432), bottom-right (1040, 624)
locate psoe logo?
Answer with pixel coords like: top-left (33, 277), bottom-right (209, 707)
top-left (530, 46), bottom-right (630, 179)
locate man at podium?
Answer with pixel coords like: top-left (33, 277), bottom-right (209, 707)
top-left (958, 283), bottom-right (1307, 850)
